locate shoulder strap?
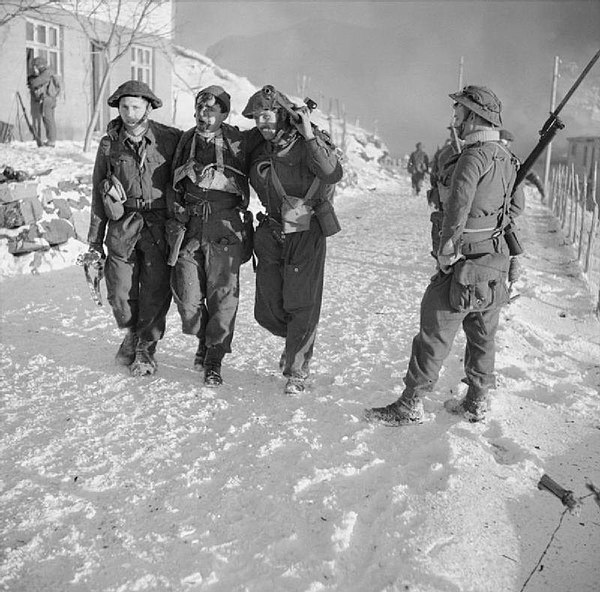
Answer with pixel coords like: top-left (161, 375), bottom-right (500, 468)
top-left (269, 162), bottom-right (320, 205)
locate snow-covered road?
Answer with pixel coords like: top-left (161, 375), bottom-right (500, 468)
top-left (1, 185), bottom-right (600, 592)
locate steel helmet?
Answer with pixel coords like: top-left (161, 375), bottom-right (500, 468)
top-left (242, 85), bottom-right (295, 119)
top-left (449, 85), bottom-right (502, 127)
top-left (107, 80), bottom-right (162, 109)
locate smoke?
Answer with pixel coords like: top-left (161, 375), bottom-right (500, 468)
top-left (175, 0), bottom-right (600, 160)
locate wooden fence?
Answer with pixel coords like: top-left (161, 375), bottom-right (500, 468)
top-left (548, 163), bottom-right (600, 315)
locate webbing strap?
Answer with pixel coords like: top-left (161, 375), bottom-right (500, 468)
top-left (268, 162), bottom-right (320, 206)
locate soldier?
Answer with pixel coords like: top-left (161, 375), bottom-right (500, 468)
top-left (407, 142), bottom-right (430, 195)
top-left (27, 56), bottom-right (61, 147)
top-left (168, 85), bottom-right (257, 386)
top-left (365, 85), bottom-right (525, 425)
top-left (242, 85), bottom-right (343, 395)
top-left (87, 80), bottom-right (182, 376)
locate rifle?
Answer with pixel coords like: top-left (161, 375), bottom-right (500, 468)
top-left (16, 91), bottom-right (43, 147)
top-left (514, 48), bottom-right (600, 188)
top-left (505, 48), bottom-right (600, 257)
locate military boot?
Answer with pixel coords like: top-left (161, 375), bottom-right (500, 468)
top-left (444, 385), bottom-right (489, 422)
top-left (284, 375), bottom-right (305, 395)
top-left (194, 339), bottom-right (207, 372)
top-left (204, 346), bottom-right (223, 386)
top-left (115, 329), bottom-right (137, 366)
top-left (130, 339), bottom-right (158, 376)
top-left (364, 388), bottom-right (425, 426)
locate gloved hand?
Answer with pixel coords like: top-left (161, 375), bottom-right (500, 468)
top-left (88, 242), bottom-right (105, 259)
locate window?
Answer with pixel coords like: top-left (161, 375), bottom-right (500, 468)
top-left (130, 45), bottom-right (153, 86)
top-left (26, 18), bottom-right (62, 76)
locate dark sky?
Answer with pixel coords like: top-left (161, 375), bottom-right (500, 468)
top-left (173, 0), bottom-right (600, 159)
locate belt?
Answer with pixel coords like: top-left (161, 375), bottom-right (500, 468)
top-left (184, 191), bottom-right (241, 220)
top-left (124, 197), bottom-right (166, 211)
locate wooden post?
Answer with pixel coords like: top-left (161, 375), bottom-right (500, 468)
top-left (584, 163), bottom-right (598, 274)
top-left (572, 173), bottom-right (579, 245)
top-left (578, 174), bottom-right (587, 261)
top-left (543, 56), bottom-right (560, 201)
top-left (458, 56), bottom-right (464, 90)
top-left (567, 164), bottom-right (576, 236)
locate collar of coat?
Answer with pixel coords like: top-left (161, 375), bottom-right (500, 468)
top-left (463, 129), bottom-right (500, 145)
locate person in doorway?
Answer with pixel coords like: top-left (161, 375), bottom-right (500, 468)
top-left (168, 85), bottom-right (256, 386)
top-left (407, 142), bottom-right (430, 195)
top-left (242, 85), bottom-right (343, 395)
top-left (365, 85), bottom-right (524, 426)
top-left (87, 80), bottom-right (182, 376)
top-left (27, 56), bottom-right (61, 147)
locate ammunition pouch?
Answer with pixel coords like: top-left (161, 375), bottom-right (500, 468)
top-left (449, 253), bottom-right (510, 313)
top-left (313, 200), bottom-right (341, 237)
top-left (101, 174), bottom-right (127, 221)
top-left (503, 223), bottom-right (524, 256)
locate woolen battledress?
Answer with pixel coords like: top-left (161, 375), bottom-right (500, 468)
top-left (88, 118), bottom-right (182, 343)
top-left (248, 129), bottom-right (343, 379)
top-left (405, 135), bottom-right (525, 393)
top-left (168, 125), bottom-right (253, 360)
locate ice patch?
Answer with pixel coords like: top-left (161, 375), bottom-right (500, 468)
top-left (332, 511), bottom-right (357, 552)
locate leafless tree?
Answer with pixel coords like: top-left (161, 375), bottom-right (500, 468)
top-left (58, 0), bottom-right (171, 152)
top-left (0, 1), bottom-right (62, 27)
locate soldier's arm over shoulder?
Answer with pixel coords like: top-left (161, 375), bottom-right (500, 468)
top-left (306, 127), bottom-right (343, 183)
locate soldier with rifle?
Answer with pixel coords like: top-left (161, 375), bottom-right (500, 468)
top-left (364, 48), bottom-right (600, 427)
top-left (365, 85), bottom-right (524, 425)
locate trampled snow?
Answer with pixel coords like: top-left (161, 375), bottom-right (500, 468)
top-left (1, 137), bottom-right (599, 591)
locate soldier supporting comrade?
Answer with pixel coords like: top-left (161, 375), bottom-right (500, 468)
top-left (87, 80), bottom-right (182, 376)
top-left (243, 85), bottom-right (343, 395)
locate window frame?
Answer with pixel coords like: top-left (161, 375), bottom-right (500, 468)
top-left (130, 44), bottom-right (153, 87)
top-left (25, 17), bottom-right (63, 77)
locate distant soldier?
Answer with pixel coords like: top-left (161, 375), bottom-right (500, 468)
top-left (499, 130), bottom-right (545, 199)
top-left (27, 56), bottom-right (61, 147)
top-left (365, 85), bottom-right (525, 426)
top-left (87, 80), bottom-right (182, 376)
top-left (407, 142), bottom-right (430, 195)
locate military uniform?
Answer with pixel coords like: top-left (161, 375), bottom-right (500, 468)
top-left (27, 57), bottom-right (60, 146)
top-left (87, 81), bottom-right (181, 374)
top-left (365, 85), bottom-right (524, 425)
top-left (406, 134), bottom-right (524, 393)
top-left (243, 87), bottom-right (343, 391)
top-left (169, 122), bottom-right (253, 372)
top-left (407, 143), bottom-right (429, 195)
